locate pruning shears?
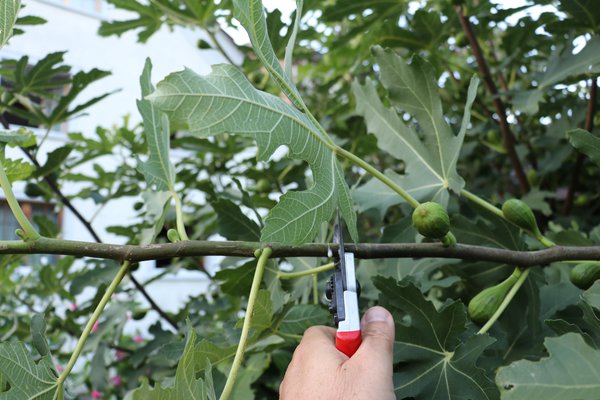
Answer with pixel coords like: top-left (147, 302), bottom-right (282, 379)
top-left (325, 210), bottom-right (362, 357)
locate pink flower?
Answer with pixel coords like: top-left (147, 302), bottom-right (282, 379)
top-left (111, 375), bottom-right (122, 386)
top-left (55, 364), bottom-right (63, 373)
top-left (133, 335), bottom-right (144, 343)
top-left (68, 303), bottom-right (77, 311)
top-left (91, 321), bottom-right (99, 333)
top-left (91, 390), bottom-right (102, 399)
top-left (115, 350), bottom-right (127, 361)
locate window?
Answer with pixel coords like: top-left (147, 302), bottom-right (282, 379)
top-left (0, 200), bottom-right (62, 265)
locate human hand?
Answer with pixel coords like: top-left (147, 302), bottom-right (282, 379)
top-left (279, 306), bottom-right (395, 400)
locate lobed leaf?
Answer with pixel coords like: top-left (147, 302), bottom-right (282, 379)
top-left (215, 260), bottom-right (255, 296)
top-left (568, 128), bottom-right (600, 167)
top-left (193, 340), bottom-right (237, 376)
top-left (496, 333), bottom-right (600, 400)
top-left (126, 326), bottom-right (212, 399)
top-left (557, 0), bottom-right (600, 31)
top-left (137, 58), bottom-right (175, 192)
top-left (30, 314), bottom-right (50, 358)
top-left (547, 280), bottom-right (600, 348)
top-left (375, 277), bottom-right (498, 400)
top-left (517, 37), bottom-right (600, 115)
top-left (0, 128), bottom-right (35, 147)
top-left (248, 289), bottom-right (272, 335)
top-left (0, 0), bottom-right (20, 48)
top-left (278, 304), bottom-right (330, 335)
top-left (139, 190), bottom-right (171, 245)
top-left (263, 260), bottom-right (288, 313)
top-left (32, 145), bottom-right (72, 179)
top-left (321, 0), bottom-right (401, 22)
top-left (211, 199), bottom-right (261, 241)
top-left (0, 52), bottom-right (70, 98)
top-left (148, 64), bottom-right (357, 244)
top-left (3, 158), bottom-right (34, 183)
top-left (0, 341), bottom-right (59, 399)
top-left (537, 36), bottom-right (600, 89)
top-left (98, 0), bottom-right (162, 43)
top-left (583, 281), bottom-right (600, 309)
top-left (44, 68), bottom-right (114, 127)
top-left (233, 0), bottom-right (306, 110)
top-left (284, 0), bottom-right (303, 80)
top-left (353, 47), bottom-right (478, 213)
top-left (451, 214), bottom-right (525, 251)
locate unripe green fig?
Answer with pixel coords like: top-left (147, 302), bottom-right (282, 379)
top-left (468, 268), bottom-right (521, 324)
top-left (455, 32), bottom-right (468, 47)
top-left (502, 199), bottom-right (540, 235)
top-left (574, 194), bottom-right (590, 207)
top-left (24, 182), bottom-right (44, 198)
top-left (570, 262), bottom-right (600, 289)
top-left (253, 178), bottom-right (270, 193)
top-left (132, 310), bottom-right (148, 320)
top-left (412, 202), bottom-right (450, 239)
top-left (167, 228), bottom-right (181, 243)
top-left (526, 169), bottom-right (539, 187)
top-left (485, 130), bottom-right (500, 143)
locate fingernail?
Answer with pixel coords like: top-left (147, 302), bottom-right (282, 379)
top-left (364, 306), bottom-right (391, 323)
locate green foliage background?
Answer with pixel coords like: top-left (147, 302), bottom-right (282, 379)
top-left (1, 0), bottom-right (600, 399)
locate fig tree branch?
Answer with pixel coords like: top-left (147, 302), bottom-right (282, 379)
top-left (487, 40), bottom-right (538, 169)
top-left (563, 77), bottom-right (597, 214)
top-left (455, 4), bottom-right (530, 194)
top-left (2, 237), bottom-right (600, 267)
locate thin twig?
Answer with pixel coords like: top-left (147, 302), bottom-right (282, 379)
top-left (563, 78), bottom-right (598, 214)
top-left (128, 273), bottom-right (178, 329)
top-left (455, 5), bottom-right (530, 194)
top-left (20, 148), bottom-right (103, 242)
top-left (207, 29), bottom-right (237, 66)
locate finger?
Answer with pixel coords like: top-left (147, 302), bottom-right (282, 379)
top-left (281, 330), bottom-right (341, 400)
top-left (295, 326), bottom-right (339, 357)
top-left (302, 325), bottom-right (336, 343)
top-left (354, 306), bottom-right (395, 367)
top-left (289, 326), bottom-right (344, 369)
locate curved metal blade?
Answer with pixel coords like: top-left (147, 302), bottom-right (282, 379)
top-left (334, 208), bottom-right (347, 291)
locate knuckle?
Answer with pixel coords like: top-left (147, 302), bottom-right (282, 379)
top-left (303, 325), bottom-right (325, 338)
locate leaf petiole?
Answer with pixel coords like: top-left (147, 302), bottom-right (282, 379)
top-left (172, 191), bottom-right (189, 241)
top-left (461, 189), bottom-right (556, 247)
top-left (220, 247), bottom-right (273, 400)
top-left (56, 261), bottom-right (130, 391)
top-left (0, 159), bottom-right (40, 240)
top-left (278, 262), bottom-right (334, 279)
top-left (460, 189), bottom-right (504, 219)
top-left (334, 145), bottom-right (420, 208)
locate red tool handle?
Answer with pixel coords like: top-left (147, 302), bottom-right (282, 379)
top-left (335, 330), bottom-right (362, 357)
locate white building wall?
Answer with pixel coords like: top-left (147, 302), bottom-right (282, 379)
top-left (1, 0), bottom-right (238, 326)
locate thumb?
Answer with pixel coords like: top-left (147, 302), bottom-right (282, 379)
top-left (356, 306), bottom-right (395, 364)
